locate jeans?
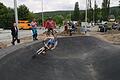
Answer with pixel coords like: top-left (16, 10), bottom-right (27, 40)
top-left (32, 28), bottom-right (38, 40)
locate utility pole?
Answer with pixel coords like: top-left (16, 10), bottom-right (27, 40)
top-left (85, 0), bottom-right (88, 34)
top-left (85, 0), bottom-right (88, 22)
top-left (93, 0), bottom-right (96, 25)
top-left (42, 0), bottom-right (44, 27)
top-left (14, 0), bottom-right (19, 38)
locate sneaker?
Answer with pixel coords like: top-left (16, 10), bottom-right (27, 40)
top-left (35, 38), bottom-right (38, 40)
top-left (11, 42), bottom-right (15, 45)
top-left (42, 51), bottom-right (46, 54)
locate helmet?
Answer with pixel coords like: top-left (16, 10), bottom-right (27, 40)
top-left (48, 17), bottom-right (52, 20)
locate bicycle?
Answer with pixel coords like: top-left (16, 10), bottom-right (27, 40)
top-left (32, 42), bottom-right (49, 59)
top-left (46, 28), bottom-right (57, 36)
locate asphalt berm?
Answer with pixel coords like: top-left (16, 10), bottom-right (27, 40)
top-left (0, 36), bottom-right (120, 80)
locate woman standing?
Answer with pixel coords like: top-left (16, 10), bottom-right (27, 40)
top-left (31, 19), bottom-right (38, 41)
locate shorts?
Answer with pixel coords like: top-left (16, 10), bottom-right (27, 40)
top-left (47, 40), bottom-right (55, 46)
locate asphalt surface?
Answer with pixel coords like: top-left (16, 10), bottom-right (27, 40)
top-left (0, 36), bottom-right (120, 80)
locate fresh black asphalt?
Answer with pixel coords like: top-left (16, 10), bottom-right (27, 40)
top-left (0, 36), bottom-right (120, 80)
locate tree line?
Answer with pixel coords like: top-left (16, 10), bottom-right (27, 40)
top-left (0, 3), bottom-right (34, 29)
top-left (0, 0), bottom-right (120, 29)
top-left (72, 0), bottom-right (120, 23)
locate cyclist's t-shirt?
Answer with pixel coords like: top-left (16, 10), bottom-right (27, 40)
top-left (45, 20), bottom-right (55, 29)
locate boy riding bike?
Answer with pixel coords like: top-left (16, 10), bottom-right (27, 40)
top-left (45, 17), bottom-right (56, 36)
top-left (32, 34), bottom-right (58, 58)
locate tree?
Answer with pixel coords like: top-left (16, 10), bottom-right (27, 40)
top-left (66, 14), bottom-right (71, 21)
top-left (102, 0), bottom-right (110, 21)
top-left (72, 2), bottom-right (80, 21)
top-left (94, 0), bottom-right (98, 23)
top-left (88, 9), bottom-right (93, 22)
top-left (87, 0), bottom-right (93, 22)
top-left (118, 1), bottom-right (120, 21)
top-left (0, 2), bottom-right (14, 29)
top-left (18, 4), bottom-right (30, 20)
top-left (88, 0), bottom-right (92, 9)
top-left (80, 11), bottom-right (85, 22)
top-left (53, 15), bottom-right (63, 25)
top-left (97, 8), bottom-right (102, 22)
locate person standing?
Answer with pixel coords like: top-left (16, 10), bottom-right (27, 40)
top-left (11, 23), bottom-right (20, 45)
top-left (31, 19), bottom-right (38, 40)
top-left (64, 21), bottom-right (68, 31)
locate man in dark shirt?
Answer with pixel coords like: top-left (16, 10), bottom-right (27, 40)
top-left (11, 23), bottom-right (20, 45)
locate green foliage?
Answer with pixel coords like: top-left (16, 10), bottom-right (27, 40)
top-left (53, 15), bottom-right (64, 25)
top-left (0, 1), bottom-right (120, 29)
top-left (27, 12), bottom-right (34, 21)
top-left (93, 1), bottom-right (103, 23)
top-left (0, 3), bottom-right (34, 29)
top-left (88, 9), bottom-right (93, 22)
top-left (116, 16), bottom-right (120, 20)
top-left (80, 11), bottom-right (85, 22)
top-left (18, 4), bottom-right (30, 20)
top-left (72, 2), bottom-right (80, 21)
top-left (0, 2), bottom-right (14, 29)
top-left (102, 0), bottom-right (110, 20)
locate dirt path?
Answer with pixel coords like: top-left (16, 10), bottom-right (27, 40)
top-left (88, 31), bottom-right (120, 45)
top-left (0, 34), bottom-right (46, 49)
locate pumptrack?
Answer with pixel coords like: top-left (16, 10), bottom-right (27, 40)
top-left (0, 36), bottom-right (120, 80)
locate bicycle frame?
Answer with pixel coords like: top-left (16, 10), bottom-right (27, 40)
top-left (36, 47), bottom-right (45, 55)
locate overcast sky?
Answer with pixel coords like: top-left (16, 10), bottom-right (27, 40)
top-left (0, 0), bottom-right (119, 13)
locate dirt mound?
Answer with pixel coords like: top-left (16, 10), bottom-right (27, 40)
top-left (103, 34), bottom-right (120, 44)
top-left (0, 42), bottom-right (7, 49)
top-left (58, 31), bottom-right (85, 36)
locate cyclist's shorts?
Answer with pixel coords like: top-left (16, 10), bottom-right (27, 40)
top-left (47, 39), bottom-right (55, 46)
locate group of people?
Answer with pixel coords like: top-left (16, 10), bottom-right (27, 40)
top-left (11, 17), bottom-right (58, 56)
top-left (11, 17), bottom-right (56, 45)
top-left (11, 17), bottom-right (58, 54)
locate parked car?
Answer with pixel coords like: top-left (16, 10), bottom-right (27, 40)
top-left (117, 24), bottom-right (120, 31)
top-left (99, 24), bottom-right (108, 32)
top-left (112, 23), bottom-right (118, 30)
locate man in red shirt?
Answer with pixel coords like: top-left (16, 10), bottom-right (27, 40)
top-left (45, 17), bottom-right (56, 36)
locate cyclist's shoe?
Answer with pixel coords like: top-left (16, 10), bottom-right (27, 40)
top-left (41, 52), bottom-right (46, 56)
top-left (42, 51), bottom-right (46, 54)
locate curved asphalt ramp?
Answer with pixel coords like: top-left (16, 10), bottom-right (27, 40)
top-left (0, 36), bottom-right (120, 80)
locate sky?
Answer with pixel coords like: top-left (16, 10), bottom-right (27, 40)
top-left (0, 0), bottom-right (119, 13)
